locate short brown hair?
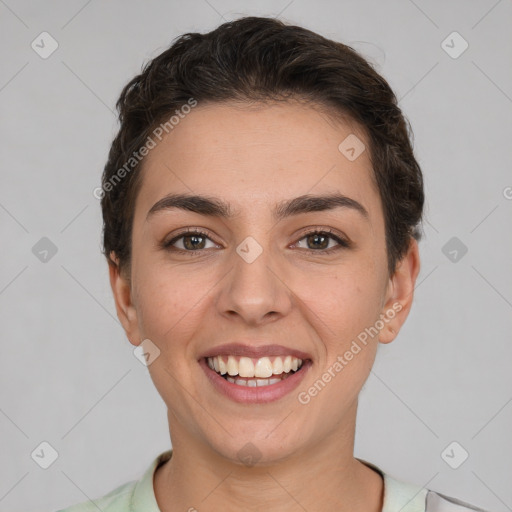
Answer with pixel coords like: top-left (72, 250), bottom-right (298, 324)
top-left (100, 16), bottom-right (424, 278)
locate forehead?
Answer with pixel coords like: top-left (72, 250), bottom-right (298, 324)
top-left (133, 101), bottom-right (381, 224)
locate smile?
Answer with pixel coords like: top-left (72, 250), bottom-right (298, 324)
top-left (201, 354), bottom-right (311, 404)
top-left (207, 355), bottom-right (303, 387)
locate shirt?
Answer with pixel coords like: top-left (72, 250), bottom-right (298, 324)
top-left (56, 450), bottom-right (492, 512)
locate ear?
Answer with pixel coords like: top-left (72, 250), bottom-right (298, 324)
top-left (378, 238), bottom-right (421, 344)
top-left (108, 251), bottom-right (141, 347)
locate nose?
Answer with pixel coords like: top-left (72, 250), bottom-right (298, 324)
top-left (215, 241), bottom-right (293, 326)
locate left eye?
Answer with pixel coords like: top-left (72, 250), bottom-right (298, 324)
top-left (294, 231), bottom-right (348, 251)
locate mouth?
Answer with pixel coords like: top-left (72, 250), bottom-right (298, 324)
top-left (199, 348), bottom-right (312, 404)
top-left (206, 354), bottom-right (305, 387)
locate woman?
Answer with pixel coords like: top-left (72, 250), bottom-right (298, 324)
top-left (58, 15), bottom-right (492, 512)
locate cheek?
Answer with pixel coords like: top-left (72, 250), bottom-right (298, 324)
top-left (300, 264), bottom-right (385, 342)
top-left (134, 263), bottom-right (206, 348)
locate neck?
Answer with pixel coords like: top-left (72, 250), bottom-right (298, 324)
top-left (154, 405), bottom-right (383, 512)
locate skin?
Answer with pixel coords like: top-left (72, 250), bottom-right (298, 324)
top-left (109, 100), bottom-right (420, 512)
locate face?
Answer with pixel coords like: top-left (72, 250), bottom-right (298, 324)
top-left (110, 100), bottom-right (420, 465)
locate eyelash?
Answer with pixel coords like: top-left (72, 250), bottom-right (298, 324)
top-left (162, 227), bottom-right (351, 255)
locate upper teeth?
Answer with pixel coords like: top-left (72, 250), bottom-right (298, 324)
top-left (207, 355), bottom-right (303, 378)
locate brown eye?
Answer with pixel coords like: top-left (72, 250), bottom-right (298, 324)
top-left (294, 230), bottom-right (350, 253)
top-left (163, 230), bottom-right (217, 251)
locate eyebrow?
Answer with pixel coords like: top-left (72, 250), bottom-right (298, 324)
top-left (146, 192), bottom-right (369, 222)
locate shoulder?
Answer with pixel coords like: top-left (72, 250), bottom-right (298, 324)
top-left (383, 472), bottom-right (494, 512)
top-left (425, 490), bottom-right (494, 512)
top-left (54, 479), bottom-right (136, 512)
top-left (359, 458), bottom-right (494, 512)
top-left (54, 450), bottom-right (171, 512)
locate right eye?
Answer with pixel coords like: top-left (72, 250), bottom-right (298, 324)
top-left (163, 229), bottom-right (219, 252)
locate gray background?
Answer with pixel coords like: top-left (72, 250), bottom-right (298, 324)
top-left (1, 0), bottom-right (511, 511)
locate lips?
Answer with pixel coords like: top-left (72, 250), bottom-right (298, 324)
top-left (198, 342), bottom-right (313, 403)
top-left (200, 357), bottom-right (311, 403)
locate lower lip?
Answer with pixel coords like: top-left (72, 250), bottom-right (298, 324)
top-left (199, 358), bottom-right (312, 404)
